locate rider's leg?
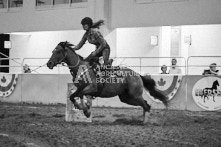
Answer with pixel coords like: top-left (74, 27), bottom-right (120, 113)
top-left (102, 48), bottom-right (110, 66)
top-left (102, 48), bottom-right (116, 76)
top-left (102, 48), bottom-right (110, 71)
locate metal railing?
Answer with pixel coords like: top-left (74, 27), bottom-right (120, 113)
top-left (1, 56), bottom-right (221, 75)
top-left (113, 56), bottom-right (186, 75)
top-left (20, 56), bottom-right (185, 75)
top-left (187, 56), bottom-right (221, 75)
top-left (0, 58), bottom-right (22, 73)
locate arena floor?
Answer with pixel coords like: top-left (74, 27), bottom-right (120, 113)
top-left (0, 102), bottom-right (221, 147)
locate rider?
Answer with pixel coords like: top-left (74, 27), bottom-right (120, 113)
top-left (73, 17), bottom-right (112, 71)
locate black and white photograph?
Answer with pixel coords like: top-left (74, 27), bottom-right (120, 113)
top-left (0, 0), bottom-right (221, 146)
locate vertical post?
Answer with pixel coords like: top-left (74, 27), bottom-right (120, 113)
top-left (7, 0), bottom-right (9, 10)
top-left (140, 58), bottom-right (142, 75)
top-left (65, 83), bottom-right (74, 122)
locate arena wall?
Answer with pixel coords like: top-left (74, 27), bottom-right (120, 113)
top-left (0, 0), bottom-right (97, 33)
top-left (1, 0), bottom-right (221, 33)
top-left (111, 0), bottom-right (221, 28)
top-left (8, 25), bottom-right (221, 75)
top-left (1, 74), bottom-right (221, 111)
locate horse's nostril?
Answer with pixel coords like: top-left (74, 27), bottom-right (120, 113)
top-left (47, 62), bottom-right (54, 69)
top-left (47, 62), bottom-right (50, 67)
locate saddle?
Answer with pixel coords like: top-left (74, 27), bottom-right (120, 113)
top-left (88, 57), bottom-right (119, 77)
top-left (87, 57), bottom-right (122, 93)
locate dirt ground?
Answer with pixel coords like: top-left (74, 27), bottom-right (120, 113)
top-left (0, 102), bottom-right (221, 147)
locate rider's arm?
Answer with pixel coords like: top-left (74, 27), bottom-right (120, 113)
top-left (74, 34), bottom-right (87, 50)
top-left (211, 70), bottom-right (220, 75)
top-left (93, 31), bottom-right (107, 55)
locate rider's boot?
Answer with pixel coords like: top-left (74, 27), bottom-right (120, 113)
top-left (102, 59), bottom-right (117, 77)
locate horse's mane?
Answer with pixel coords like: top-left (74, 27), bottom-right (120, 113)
top-left (59, 41), bottom-right (74, 48)
top-left (59, 41), bottom-right (84, 60)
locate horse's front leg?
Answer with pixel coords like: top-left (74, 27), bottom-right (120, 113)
top-left (70, 90), bottom-right (91, 117)
top-left (70, 88), bottom-right (84, 110)
top-left (70, 84), bottom-right (96, 117)
top-left (78, 84), bottom-right (96, 110)
top-left (80, 95), bottom-right (93, 118)
top-left (85, 95), bottom-right (93, 109)
top-left (77, 95), bottom-right (91, 118)
top-left (76, 84), bottom-right (97, 117)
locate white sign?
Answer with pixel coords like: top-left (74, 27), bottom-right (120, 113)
top-left (184, 35), bottom-right (191, 45)
top-left (150, 36), bottom-right (158, 46)
top-left (192, 77), bottom-right (221, 111)
top-left (4, 41), bottom-right (12, 49)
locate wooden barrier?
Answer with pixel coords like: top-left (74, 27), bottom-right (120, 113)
top-left (65, 83), bottom-right (92, 122)
top-left (1, 74), bottom-right (221, 112)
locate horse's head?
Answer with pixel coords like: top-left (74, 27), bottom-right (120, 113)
top-left (215, 80), bottom-right (219, 86)
top-left (47, 41), bottom-right (74, 69)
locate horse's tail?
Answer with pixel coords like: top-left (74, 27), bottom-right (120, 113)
top-left (140, 75), bottom-right (168, 107)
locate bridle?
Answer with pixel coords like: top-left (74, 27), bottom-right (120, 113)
top-left (56, 47), bottom-right (67, 64)
top-left (54, 43), bottom-right (80, 68)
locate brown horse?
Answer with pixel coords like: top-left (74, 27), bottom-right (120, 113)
top-left (47, 41), bottom-right (168, 123)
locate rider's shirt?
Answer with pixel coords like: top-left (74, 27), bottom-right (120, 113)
top-left (75, 28), bottom-right (108, 55)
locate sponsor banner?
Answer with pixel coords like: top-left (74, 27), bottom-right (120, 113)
top-left (192, 77), bottom-right (221, 111)
top-left (148, 75), bottom-right (182, 103)
top-left (0, 74), bottom-right (18, 97)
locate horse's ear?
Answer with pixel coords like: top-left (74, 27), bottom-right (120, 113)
top-left (69, 44), bottom-right (75, 47)
top-left (63, 41), bottom-right (68, 50)
top-left (67, 43), bottom-right (75, 50)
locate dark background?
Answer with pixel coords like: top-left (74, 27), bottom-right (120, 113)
top-left (0, 34), bottom-right (10, 73)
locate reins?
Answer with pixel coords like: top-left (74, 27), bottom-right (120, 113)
top-left (58, 44), bottom-right (80, 69)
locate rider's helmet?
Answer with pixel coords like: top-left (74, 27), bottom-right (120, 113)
top-left (81, 17), bottom-right (93, 28)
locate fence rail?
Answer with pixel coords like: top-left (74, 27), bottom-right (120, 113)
top-left (1, 56), bottom-right (221, 75)
top-left (187, 56), bottom-right (221, 75)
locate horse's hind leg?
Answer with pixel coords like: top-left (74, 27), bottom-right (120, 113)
top-left (119, 94), bottom-right (151, 124)
top-left (142, 99), bottom-right (151, 124)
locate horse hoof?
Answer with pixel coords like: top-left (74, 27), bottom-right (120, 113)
top-left (83, 110), bottom-right (91, 118)
top-left (143, 121), bottom-right (148, 125)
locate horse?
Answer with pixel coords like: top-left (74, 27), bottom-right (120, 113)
top-left (201, 80), bottom-right (219, 102)
top-left (47, 41), bottom-right (168, 124)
